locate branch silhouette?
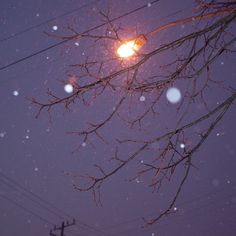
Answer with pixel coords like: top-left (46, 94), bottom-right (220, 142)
top-left (33, 1), bottom-right (236, 225)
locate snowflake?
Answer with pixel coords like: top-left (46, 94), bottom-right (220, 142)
top-left (52, 25), bottom-right (58, 31)
top-left (0, 132), bottom-right (6, 138)
top-left (139, 95), bottom-right (146, 102)
top-left (13, 90), bottom-right (19, 96)
top-left (64, 84), bottom-right (73, 94)
top-left (166, 87), bottom-right (181, 104)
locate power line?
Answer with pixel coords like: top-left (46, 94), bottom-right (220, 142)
top-left (0, 177), bottom-right (66, 220)
top-left (0, 194), bottom-right (79, 236)
top-left (99, 182), bottom-right (234, 232)
top-left (2, 0), bottom-right (190, 87)
top-left (0, 0), bottom-right (100, 43)
top-left (110, 191), bottom-right (235, 236)
top-left (73, 222), bottom-right (113, 236)
top-left (1, 178), bottom-right (233, 236)
top-left (0, 172), bottom-right (73, 219)
top-left (0, 172), bottom-right (112, 236)
top-left (1, 1), bottom-right (188, 86)
top-left (0, 193), bottom-right (55, 225)
top-left (0, 0), bottom-right (161, 72)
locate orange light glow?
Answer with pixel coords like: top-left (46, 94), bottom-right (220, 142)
top-left (117, 35), bottom-right (147, 58)
top-left (117, 40), bottom-right (138, 58)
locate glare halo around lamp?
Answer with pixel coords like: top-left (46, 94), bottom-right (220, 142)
top-left (117, 34), bottom-right (147, 58)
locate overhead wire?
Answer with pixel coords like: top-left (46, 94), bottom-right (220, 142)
top-left (0, 0), bottom-right (101, 43)
top-left (0, 174), bottom-right (80, 236)
top-left (0, 193), bottom-right (55, 225)
top-left (0, 193), bottom-right (80, 236)
top-left (0, 176), bottom-right (66, 220)
top-left (0, 1), bottom-right (232, 235)
top-left (1, 176), bottom-right (233, 236)
top-left (0, 172), bottom-right (72, 219)
top-left (110, 190), bottom-right (235, 235)
top-left (0, 172), bottom-right (112, 236)
top-left (1, 1), bottom-right (190, 86)
top-left (1, 0), bottom-right (223, 235)
top-left (0, 1), bottom-right (166, 234)
top-left (0, 0), bottom-right (161, 72)
top-left (97, 182), bottom-right (235, 233)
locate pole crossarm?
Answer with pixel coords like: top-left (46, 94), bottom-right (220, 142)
top-left (49, 219), bottom-right (76, 236)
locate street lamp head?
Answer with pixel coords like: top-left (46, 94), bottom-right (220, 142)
top-left (117, 34), bottom-right (147, 58)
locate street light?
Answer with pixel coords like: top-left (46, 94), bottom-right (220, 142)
top-left (116, 8), bottom-right (233, 59)
top-left (117, 34), bottom-right (147, 58)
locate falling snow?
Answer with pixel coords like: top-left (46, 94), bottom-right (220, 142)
top-left (52, 25), bottom-right (58, 31)
top-left (166, 87), bottom-right (181, 104)
top-left (64, 84), bottom-right (73, 94)
top-left (13, 90), bottom-right (19, 96)
top-left (0, 2), bottom-right (235, 236)
top-left (0, 132), bottom-right (6, 138)
top-left (139, 95), bottom-right (146, 102)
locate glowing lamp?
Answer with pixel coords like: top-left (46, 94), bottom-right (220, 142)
top-left (117, 35), bottom-right (147, 58)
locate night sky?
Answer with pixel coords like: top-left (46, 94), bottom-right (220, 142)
top-left (0, 1), bottom-right (236, 236)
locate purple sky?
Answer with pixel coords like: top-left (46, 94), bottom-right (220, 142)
top-left (0, 1), bottom-right (236, 236)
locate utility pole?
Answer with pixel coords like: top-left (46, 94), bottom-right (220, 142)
top-left (49, 219), bottom-right (75, 236)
